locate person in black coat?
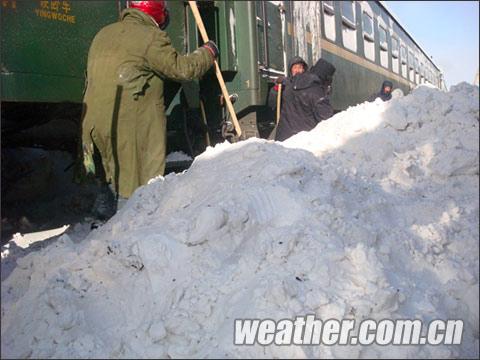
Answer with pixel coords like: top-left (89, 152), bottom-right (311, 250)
top-left (368, 80), bottom-right (393, 102)
top-left (268, 56), bottom-right (308, 112)
top-left (275, 58), bottom-right (336, 141)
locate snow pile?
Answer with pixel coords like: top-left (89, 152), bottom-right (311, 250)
top-left (2, 83), bottom-right (479, 358)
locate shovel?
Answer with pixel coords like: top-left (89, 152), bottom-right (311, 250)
top-left (188, 1), bottom-right (242, 138)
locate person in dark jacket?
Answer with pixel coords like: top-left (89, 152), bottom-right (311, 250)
top-left (368, 80), bottom-right (393, 102)
top-left (275, 58), bottom-right (336, 141)
top-left (268, 56), bottom-right (308, 112)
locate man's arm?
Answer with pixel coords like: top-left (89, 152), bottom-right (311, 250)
top-left (313, 95), bottom-right (334, 124)
top-left (145, 30), bottom-right (214, 81)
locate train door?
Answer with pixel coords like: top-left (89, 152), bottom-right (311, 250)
top-left (252, 1), bottom-right (287, 139)
top-left (255, 1), bottom-right (287, 77)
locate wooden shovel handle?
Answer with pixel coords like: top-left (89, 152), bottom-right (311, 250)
top-left (276, 83), bottom-right (282, 125)
top-left (188, 1), bottom-right (242, 137)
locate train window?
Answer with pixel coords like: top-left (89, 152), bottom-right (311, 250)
top-left (391, 37), bottom-right (399, 58)
top-left (391, 36), bottom-right (399, 73)
top-left (400, 44), bottom-right (407, 78)
top-left (408, 51), bottom-right (414, 68)
top-left (362, 12), bottom-right (374, 41)
top-left (415, 57), bottom-right (420, 84)
top-left (379, 26), bottom-right (388, 68)
top-left (401, 45), bottom-right (407, 64)
top-left (379, 26), bottom-right (388, 51)
top-left (266, 1), bottom-right (285, 72)
top-left (362, 11), bottom-right (374, 61)
top-left (414, 57), bottom-right (419, 83)
top-left (341, 1), bottom-right (356, 52)
top-left (408, 50), bottom-right (415, 82)
top-left (323, 1), bottom-right (334, 15)
top-left (323, 1), bottom-right (336, 41)
top-left (256, 1), bottom-right (266, 67)
top-left (341, 1), bottom-right (356, 29)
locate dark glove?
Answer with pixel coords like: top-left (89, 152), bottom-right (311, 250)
top-left (202, 40), bottom-right (219, 60)
top-left (275, 76), bottom-right (285, 85)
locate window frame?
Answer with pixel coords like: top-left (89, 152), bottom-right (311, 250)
top-left (341, 0), bottom-right (356, 30)
top-left (323, 0), bottom-right (335, 15)
top-left (378, 25), bottom-right (388, 51)
top-left (255, 1), bottom-right (267, 67)
top-left (400, 44), bottom-right (407, 64)
top-left (408, 50), bottom-right (415, 69)
top-left (391, 36), bottom-right (399, 58)
top-left (323, 0), bottom-right (336, 41)
top-left (362, 11), bottom-right (374, 42)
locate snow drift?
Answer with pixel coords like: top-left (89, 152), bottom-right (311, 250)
top-left (2, 83), bottom-right (479, 358)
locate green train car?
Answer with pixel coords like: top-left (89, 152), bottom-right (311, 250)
top-left (1, 0), bottom-right (445, 156)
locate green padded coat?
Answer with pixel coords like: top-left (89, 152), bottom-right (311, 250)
top-left (82, 8), bottom-right (213, 198)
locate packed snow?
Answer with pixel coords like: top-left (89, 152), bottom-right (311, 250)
top-left (166, 151), bottom-right (193, 163)
top-left (1, 83), bottom-right (479, 358)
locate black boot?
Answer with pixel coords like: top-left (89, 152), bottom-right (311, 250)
top-left (91, 183), bottom-right (117, 221)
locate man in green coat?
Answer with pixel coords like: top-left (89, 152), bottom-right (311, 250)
top-left (82, 0), bottom-right (217, 217)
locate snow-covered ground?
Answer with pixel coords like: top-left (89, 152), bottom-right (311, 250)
top-left (1, 83), bottom-right (479, 358)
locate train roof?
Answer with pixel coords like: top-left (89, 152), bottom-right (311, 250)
top-left (378, 1), bottom-right (443, 74)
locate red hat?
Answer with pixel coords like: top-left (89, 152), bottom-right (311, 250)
top-left (128, 1), bottom-right (169, 29)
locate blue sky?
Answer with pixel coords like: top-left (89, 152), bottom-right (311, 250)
top-left (384, 1), bottom-right (479, 88)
